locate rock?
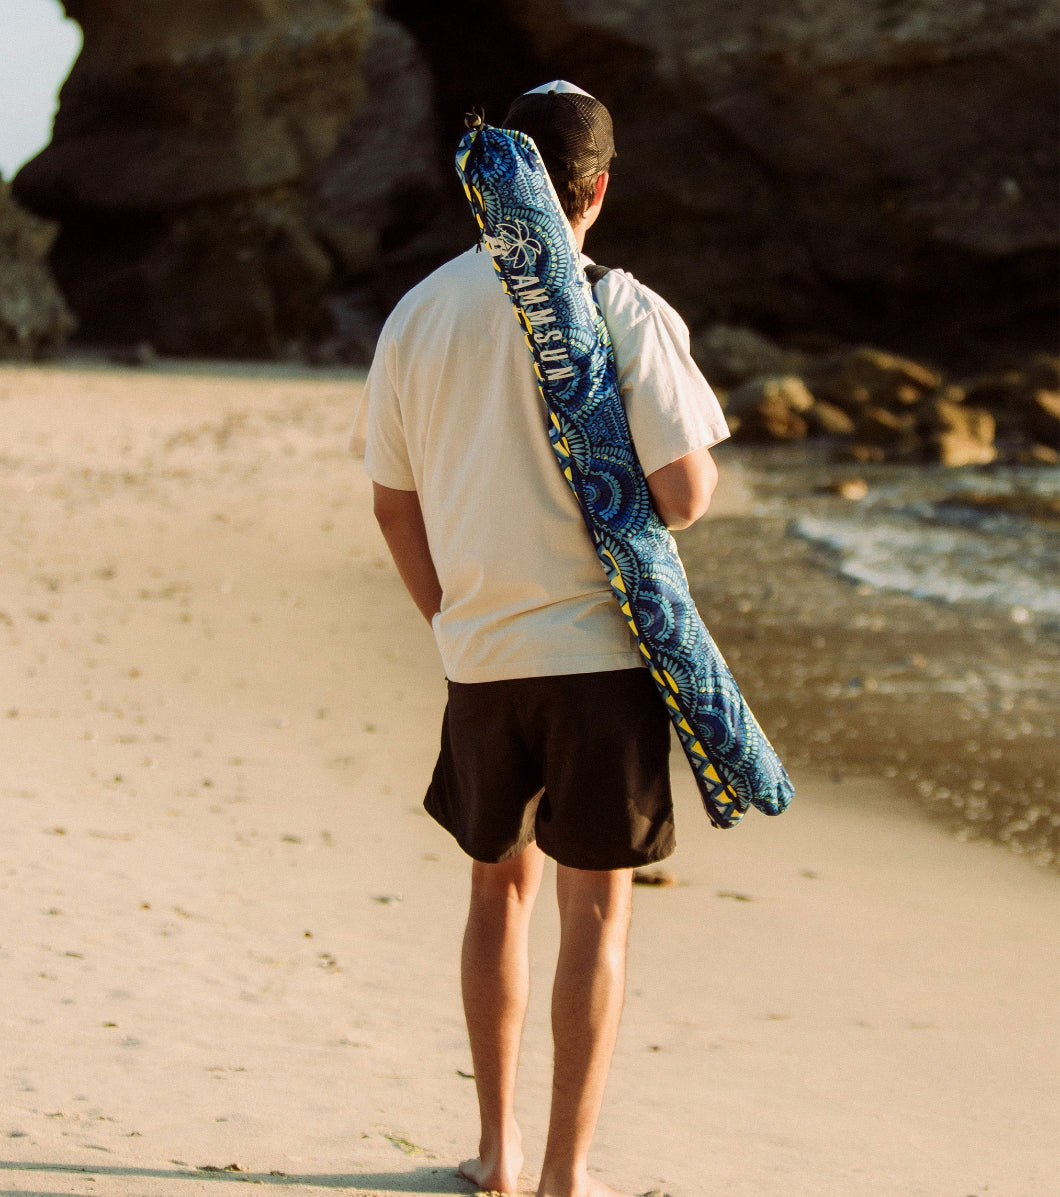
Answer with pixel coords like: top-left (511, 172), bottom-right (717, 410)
top-left (0, 182), bottom-right (75, 359)
top-left (841, 443), bottom-right (888, 463)
top-left (690, 324), bottom-right (803, 386)
top-left (828, 477), bottom-right (869, 501)
top-left (18, 2), bottom-right (374, 214)
top-left (804, 400), bottom-right (856, 437)
top-left (737, 406), bottom-right (808, 443)
top-left (808, 346), bottom-right (943, 413)
top-left (492, 0), bottom-right (1059, 361)
top-left (727, 375), bottom-right (814, 441)
top-left (727, 374), bottom-right (815, 417)
top-left (963, 370), bottom-right (1026, 411)
top-left (71, 190), bottom-right (337, 357)
top-left (1021, 443), bottom-right (1059, 466)
top-left (12, 1), bottom-right (442, 357)
top-left (308, 14), bottom-right (445, 359)
top-left (854, 405), bottom-right (918, 446)
top-left (962, 368), bottom-right (1034, 440)
top-left (632, 869), bottom-right (679, 888)
top-left (1023, 389), bottom-right (1060, 446)
top-left (933, 384), bottom-right (967, 405)
top-left (923, 398), bottom-right (997, 466)
top-left (13, 1), bottom-right (1059, 362)
top-left (965, 361), bottom-right (1060, 445)
top-left (308, 290), bottom-right (382, 366)
top-left (309, 14), bottom-right (440, 271)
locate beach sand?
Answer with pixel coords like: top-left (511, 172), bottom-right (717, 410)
top-left (1, 363), bottom-right (1056, 1197)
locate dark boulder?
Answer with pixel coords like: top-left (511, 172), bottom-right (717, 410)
top-left (853, 405), bottom-right (919, 451)
top-left (803, 400), bottom-right (856, 438)
top-left (1023, 389), bottom-right (1060, 448)
top-left (964, 357), bottom-right (1060, 444)
top-left (806, 345), bottom-right (943, 413)
top-left (922, 397), bottom-right (997, 466)
top-left (691, 324), bottom-right (805, 388)
top-left (727, 375), bottom-right (813, 441)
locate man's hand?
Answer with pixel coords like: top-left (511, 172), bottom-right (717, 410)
top-left (645, 446), bottom-right (719, 531)
top-left (372, 483), bottom-right (443, 623)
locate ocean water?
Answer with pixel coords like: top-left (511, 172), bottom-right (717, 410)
top-left (693, 447), bottom-right (1059, 866)
top-left (752, 459), bottom-right (1060, 623)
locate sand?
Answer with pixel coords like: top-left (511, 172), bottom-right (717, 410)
top-left (1, 362), bottom-right (1056, 1197)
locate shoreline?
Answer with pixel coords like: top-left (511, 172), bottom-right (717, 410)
top-left (682, 443), bottom-right (1060, 869)
top-left (1, 362), bottom-right (1057, 1197)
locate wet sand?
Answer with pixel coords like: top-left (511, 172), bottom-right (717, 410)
top-left (1, 362), bottom-right (1057, 1197)
top-left (682, 445), bottom-right (1060, 868)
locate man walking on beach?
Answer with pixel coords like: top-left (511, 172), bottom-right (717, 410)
top-left (353, 82), bottom-right (728, 1197)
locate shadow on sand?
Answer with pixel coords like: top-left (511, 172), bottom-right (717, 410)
top-left (0, 1158), bottom-right (475, 1195)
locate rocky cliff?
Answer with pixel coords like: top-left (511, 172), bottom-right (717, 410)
top-left (14, 0), bottom-right (439, 358)
top-left (481, 0), bottom-right (1060, 364)
top-left (12, 0), bottom-right (1059, 365)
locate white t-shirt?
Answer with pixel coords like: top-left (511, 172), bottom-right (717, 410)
top-left (351, 247), bottom-right (729, 683)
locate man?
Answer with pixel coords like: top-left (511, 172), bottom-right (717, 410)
top-left (352, 81), bottom-right (728, 1197)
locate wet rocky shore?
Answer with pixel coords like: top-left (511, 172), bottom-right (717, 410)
top-left (681, 444), bottom-right (1060, 869)
top-left (696, 327), bottom-right (1059, 470)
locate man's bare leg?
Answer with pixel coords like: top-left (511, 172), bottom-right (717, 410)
top-left (537, 865), bottom-right (634, 1197)
top-left (459, 842), bottom-right (546, 1195)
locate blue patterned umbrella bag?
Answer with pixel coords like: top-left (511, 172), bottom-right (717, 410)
top-left (456, 120), bottom-right (794, 828)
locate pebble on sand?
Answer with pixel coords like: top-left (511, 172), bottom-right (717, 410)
top-left (632, 869), bottom-right (679, 888)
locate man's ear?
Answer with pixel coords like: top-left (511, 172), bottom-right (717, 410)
top-left (570, 171), bottom-right (610, 243)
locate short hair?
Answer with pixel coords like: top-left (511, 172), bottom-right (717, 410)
top-left (554, 172), bottom-right (605, 222)
top-left (502, 83), bottom-right (615, 223)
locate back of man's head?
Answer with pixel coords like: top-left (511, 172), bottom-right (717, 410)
top-left (502, 81), bottom-right (616, 221)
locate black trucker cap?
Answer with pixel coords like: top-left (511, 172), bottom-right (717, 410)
top-left (502, 80), bottom-right (616, 183)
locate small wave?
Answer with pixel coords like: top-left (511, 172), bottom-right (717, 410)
top-left (791, 513), bottom-right (1060, 616)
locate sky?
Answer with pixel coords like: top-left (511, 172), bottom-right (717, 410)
top-left (0, 0), bottom-right (82, 181)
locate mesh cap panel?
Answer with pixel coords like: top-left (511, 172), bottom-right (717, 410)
top-left (502, 87), bottom-right (616, 182)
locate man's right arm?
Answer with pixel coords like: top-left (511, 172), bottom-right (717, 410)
top-left (372, 483), bottom-right (443, 624)
top-left (646, 445), bottom-right (719, 531)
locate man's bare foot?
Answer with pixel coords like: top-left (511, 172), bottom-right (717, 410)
top-left (458, 1147), bottom-right (525, 1195)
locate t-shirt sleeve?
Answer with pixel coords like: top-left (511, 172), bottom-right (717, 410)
top-left (350, 333), bottom-right (417, 491)
top-left (604, 277), bottom-right (730, 477)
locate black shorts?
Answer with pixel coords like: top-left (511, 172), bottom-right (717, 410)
top-left (424, 667), bottom-right (674, 871)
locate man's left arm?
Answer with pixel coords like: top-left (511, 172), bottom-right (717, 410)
top-left (646, 446), bottom-right (719, 531)
top-left (372, 483), bottom-right (442, 624)
top-left (606, 283), bottom-right (729, 531)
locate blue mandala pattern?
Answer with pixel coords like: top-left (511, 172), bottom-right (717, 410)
top-left (456, 123), bottom-right (794, 827)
